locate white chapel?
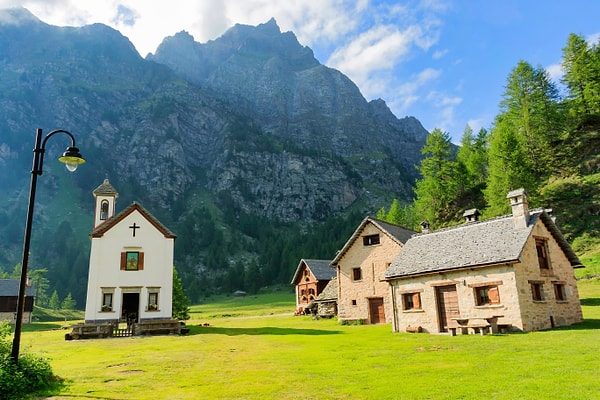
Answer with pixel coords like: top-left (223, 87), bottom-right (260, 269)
top-left (84, 179), bottom-right (176, 324)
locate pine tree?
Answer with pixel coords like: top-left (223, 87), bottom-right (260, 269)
top-left (414, 128), bottom-right (458, 226)
top-left (172, 267), bottom-right (190, 321)
top-left (61, 293), bottom-right (76, 310)
top-left (562, 33), bottom-right (600, 117)
top-left (49, 290), bottom-right (61, 310)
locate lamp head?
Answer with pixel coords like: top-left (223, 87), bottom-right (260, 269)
top-left (58, 146), bottom-right (86, 172)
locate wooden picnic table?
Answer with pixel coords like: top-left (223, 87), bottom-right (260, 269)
top-left (449, 315), bottom-right (504, 336)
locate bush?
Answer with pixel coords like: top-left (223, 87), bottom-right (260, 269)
top-left (0, 322), bottom-right (57, 399)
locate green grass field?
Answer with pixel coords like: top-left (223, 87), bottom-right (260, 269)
top-left (21, 280), bottom-right (600, 400)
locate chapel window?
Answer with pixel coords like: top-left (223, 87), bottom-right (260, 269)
top-left (100, 200), bottom-right (109, 220)
top-left (148, 291), bottom-right (159, 311)
top-left (121, 251), bottom-right (145, 271)
top-left (102, 292), bottom-right (113, 312)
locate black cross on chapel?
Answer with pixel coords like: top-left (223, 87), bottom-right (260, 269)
top-left (129, 222), bottom-right (141, 237)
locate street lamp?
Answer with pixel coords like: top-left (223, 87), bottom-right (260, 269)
top-left (11, 128), bottom-right (85, 362)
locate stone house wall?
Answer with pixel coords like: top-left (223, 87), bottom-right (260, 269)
top-left (337, 222), bottom-right (402, 323)
top-left (513, 219), bottom-right (583, 331)
top-left (389, 218), bottom-right (583, 333)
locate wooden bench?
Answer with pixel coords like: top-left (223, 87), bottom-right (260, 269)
top-left (65, 323), bottom-right (113, 340)
top-left (135, 319), bottom-right (181, 335)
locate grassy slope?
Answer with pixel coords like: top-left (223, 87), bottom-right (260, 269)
top-left (19, 279), bottom-right (600, 400)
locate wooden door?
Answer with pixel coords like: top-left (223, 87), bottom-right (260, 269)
top-left (368, 297), bottom-right (385, 324)
top-left (436, 285), bottom-right (459, 332)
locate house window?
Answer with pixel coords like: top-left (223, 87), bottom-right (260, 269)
top-left (304, 270), bottom-right (310, 281)
top-left (536, 238), bottom-right (551, 271)
top-left (148, 291), bottom-right (159, 311)
top-left (363, 234), bottom-right (380, 246)
top-left (352, 268), bottom-right (362, 281)
top-left (530, 282), bottom-right (544, 301)
top-left (102, 292), bottom-right (113, 312)
top-left (121, 251), bottom-right (145, 271)
top-left (351, 300), bottom-right (357, 306)
top-left (100, 200), bottom-right (109, 220)
top-left (553, 283), bottom-right (567, 301)
top-left (402, 292), bottom-right (422, 310)
top-left (474, 286), bottom-right (500, 306)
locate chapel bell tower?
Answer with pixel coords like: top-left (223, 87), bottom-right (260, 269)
top-left (93, 178), bottom-right (118, 229)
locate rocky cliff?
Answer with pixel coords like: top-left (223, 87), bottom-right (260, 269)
top-left (0, 8), bottom-right (429, 301)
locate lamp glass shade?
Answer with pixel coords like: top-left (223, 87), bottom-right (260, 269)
top-left (58, 146), bottom-right (85, 172)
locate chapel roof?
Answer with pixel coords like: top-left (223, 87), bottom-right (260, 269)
top-left (92, 178), bottom-right (119, 197)
top-left (90, 201), bottom-right (176, 239)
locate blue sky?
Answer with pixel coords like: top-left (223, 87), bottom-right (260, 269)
top-left (2, 0), bottom-right (599, 142)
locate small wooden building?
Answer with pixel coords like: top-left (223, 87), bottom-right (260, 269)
top-left (0, 279), bottom-right (35, 324)
top-left (291, 259), bottom-right (335, 313)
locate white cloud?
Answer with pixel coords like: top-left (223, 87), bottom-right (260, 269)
top-left (327, 24), bottom-right (419, 84)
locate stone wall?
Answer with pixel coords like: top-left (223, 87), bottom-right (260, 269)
top-left (337, 222), bottom-right (402, 323)
top-left (389, 218), bottom-right (583, 333)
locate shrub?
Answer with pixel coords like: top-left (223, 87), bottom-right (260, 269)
top-left (0, 322), bottom-right (58, 399)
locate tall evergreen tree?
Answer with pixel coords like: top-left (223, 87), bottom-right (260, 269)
top-left (49, 290), bottom-right (61, 310)
top-left (172, 267), bottom-right (190, 321)
top-left (414, 128), bottom-right (458, 226)
top-left (61, 293), bottom-right (76, 310)
top-left (500, 60), bottom-right (562, 178)
top-left (562, 33), bottom-right (600, 117)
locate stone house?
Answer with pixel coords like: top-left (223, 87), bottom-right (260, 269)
top-left (290, 259), bottom-right (335, 313)
top-left (0, 279), bottom-right (35, 324)
top-left (384, 189), bottom-right (584, 334)
top-left (332, 217), bottom-right (415, 324)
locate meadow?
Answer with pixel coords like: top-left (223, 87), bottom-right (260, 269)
top-left (21, 280), bottom-right (600, 400)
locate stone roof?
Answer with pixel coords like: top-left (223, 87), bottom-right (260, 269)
top-left (331, 216), bottom-right (415, 265)
top-left (92, 178), bottom-right (119, 197)
top-left (384, 210), bottom-right (582, 279)
top-left (0, 279), bottom-right (35, 297)
top-left (90, 201), bottom-right (176, 239)
top-left (315, 278), bottom-right (338, 302)
top-left (290, 259), bottom-right (335, 284)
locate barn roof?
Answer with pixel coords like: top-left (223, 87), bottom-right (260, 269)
top-left (315, 279), bottom-right (338, 302)
top-left (384, 210), bottom-right (582, 279)
top-left (290, 259), bottom-right (335, 284)
top-left (90, 201), bottom-right (176, 239)
top-left (0, 279), bottom-right (35, 297)
top-left (331, 216), bottom-right (415, 265)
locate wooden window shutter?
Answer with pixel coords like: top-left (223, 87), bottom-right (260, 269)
top-left (413, 293), bottom-right (421, 309)
top-left (489, 286), bottom-right (500, 304)
top-left (138, 252), bottom-right (144, 270)
top-left (120, 252), bottom-right (126, 270)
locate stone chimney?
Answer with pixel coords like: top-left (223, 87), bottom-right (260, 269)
top-left (420, 221), bottom-right (430, 234)
top-left (506, 188), bottom-right (530, 229)
top-left (463, 208), bottom-right (481, 223)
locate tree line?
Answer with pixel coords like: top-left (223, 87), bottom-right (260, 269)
top-left (378, 33), bottom-right (600, 249)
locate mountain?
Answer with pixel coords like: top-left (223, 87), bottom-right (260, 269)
top-left (0, 8), bottom-right (429, 304)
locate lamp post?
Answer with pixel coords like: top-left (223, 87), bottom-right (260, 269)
top-left (11, 128), bottom-right (85, 362)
